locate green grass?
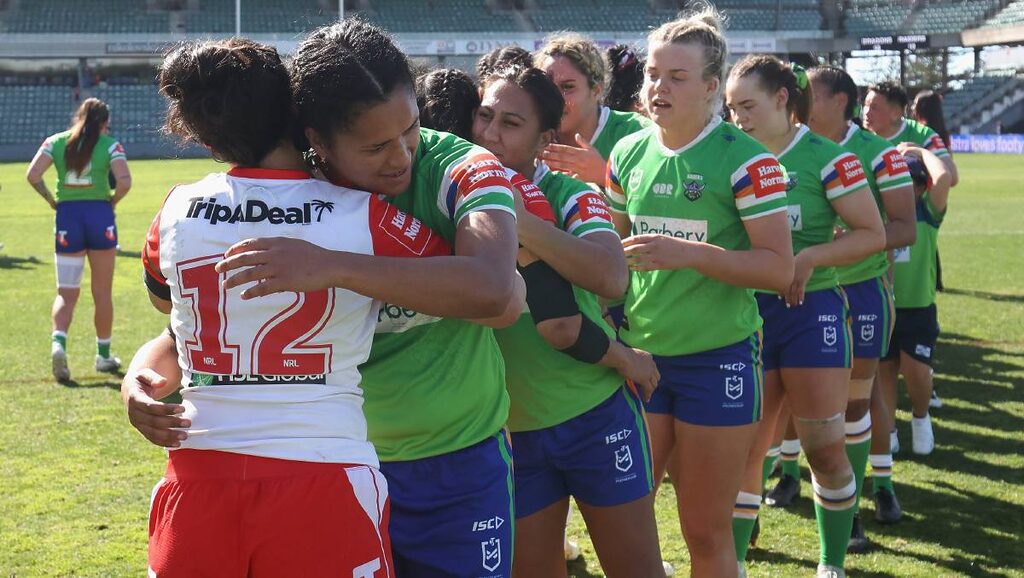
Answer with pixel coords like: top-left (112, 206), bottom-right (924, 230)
top-left (0, 155), bottom-right (1022, 577)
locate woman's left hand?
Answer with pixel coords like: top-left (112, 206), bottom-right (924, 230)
top-left (622, 234), bottom-right (700, 272)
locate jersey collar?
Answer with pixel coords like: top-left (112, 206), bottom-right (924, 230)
top-left (875, 119), bottom-right (906, 142)
top-left (227, 167), bottom-right (312, 180)
top-left (589, 106), bottom-right (611, 145)
top-left (532, 161), bottom-right (552, 184)
top-left (840, 121), bottom-right (859, 146)
top-left (777, 124), bottom-right (810, 158)
top-left (656, 115), bottom-right (723, 156)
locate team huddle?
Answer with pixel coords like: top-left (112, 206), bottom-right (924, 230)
top-left (29, 4), bottom-right (957, 578)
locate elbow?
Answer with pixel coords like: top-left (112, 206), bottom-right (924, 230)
top-left (477, 268), bottom-right (520, 319)
top-left (596, 251), bottom-right (629, 300)
top-left (536, 316), bottom-right (582, 350)
top-left (867, 226), bottom-right (887, 254)
top-left (118, 177), bottom-right (132, 193)
top-left (891, 220), bottom-right (917, 249)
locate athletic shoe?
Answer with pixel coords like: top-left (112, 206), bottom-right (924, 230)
top-left (749, 515), bottom-right (760, 547)
top-left (873, 487), bottom-right (902, 524)
top-left (890, 429), bottom-right (900, 454)
top-left (51, 344), bottom-right (70, 382)
top-left (95, 355), bottom-right (122, 373)
top-left (911, 414), bottom-right (935, 455)
top-left (817, 564), bottom-right (845, 578)
top-left (847, 513), bottom-right (871, 553)
top-left (564, 537), bottom-right (580, 562)
top-left (765, 474), bottom-right (800, 507)
top-left (663, 560), bottom-right (675, 577)
top-left (929, 389), bottom-right (942, 409)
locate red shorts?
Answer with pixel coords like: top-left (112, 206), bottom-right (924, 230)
top-left (148, 449), bottom-right (393, 578)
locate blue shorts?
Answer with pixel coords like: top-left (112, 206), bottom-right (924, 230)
top-left (510, 386), bottom-right (653, 518)
top-left (54, 200), bottom-right (117, 254)
top-left (380, 432), bottom-right (514, 578)
top-left (841, 276), bottom-right (895, 360)
top-left (884, 304), bottom-right (939, 366)
top-left (644, 334), bottom-right (763, 426)
top-left (756, 288), bottom-right (852, 371)
top-left (606, 303), bottom-right (626, 330)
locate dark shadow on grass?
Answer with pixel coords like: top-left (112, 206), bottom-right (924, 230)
top-left (0, 254), bottom-right (42, 270)
top-left (116, 248), bottom-right (142, 259)
top-left (748, 548), bottom-right (900, 578)
top-left (566, 553), bottom-right (603, 578)
top-left (943, 287), bottom-right (1024, 304)
top-left (57, 374), bottom-right (123, 390)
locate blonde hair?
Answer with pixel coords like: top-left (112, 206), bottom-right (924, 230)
top-left (534, 32), bottom-right (608, 91)
top-left (647, 3), bottom-right (728, 117)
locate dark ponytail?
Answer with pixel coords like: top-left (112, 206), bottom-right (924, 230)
top-left (415, 68), bottom-right (480, 141)
top-left (64, 98), bottom-right (110, 175)
top-left (605, 44), bottom-right (644, 112)
top-left (291, 19), bottom-right (414, 146)
top-left (808, 65), bottom-right (859, 121)
top-left (912, 90), bottom-right (950, 150)
top-left (729, 54), bottom-right (813, 125)
top-left (481, 64), bottom-right (564, 133)
top-left (158, 38), bottom-right (292, 167)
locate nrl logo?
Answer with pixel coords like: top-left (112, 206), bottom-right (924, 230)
top-left (683, 173), bottom-right (705, 201)
top-left (481, 537), bottom-right (501, 572)
top-left (725, 375), bottom-right (743, 400)
top-left (615, 445), bottom-right (634, 472)
top-left (628, 168), bottom-right (644, 191)
top-left (785, 172), bottom-right (799, 192)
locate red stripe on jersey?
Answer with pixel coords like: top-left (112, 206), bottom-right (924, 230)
top-left (369, 196), bottom-right (451, 257)
top-left (509, 171), bottom-right (556, 224)
top-left (835, 154), bottom-right (866, 188)
top-left (926, 134), bottom-right (947, 152)
top-left (227, 167), bottom-right (312, 180)
top-left (746, 158), bottom-right (786, 198)
top-left (142, 185), bottom-right (181, 286)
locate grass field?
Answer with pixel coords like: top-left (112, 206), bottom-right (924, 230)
top-left (0, 155), bottom-right (1021, 577)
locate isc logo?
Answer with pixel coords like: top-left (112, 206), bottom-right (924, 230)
top-left (605, 428), bottom-right (632, 445)
top-left (719, 362), bottom-right (746, 372)
top-left (652, 183), bottom-right (674, 196)
top-left (473, 516), bottom-right (505, 532)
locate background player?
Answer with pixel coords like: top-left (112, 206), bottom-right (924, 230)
top-left (26, 97), bottom-right (131, 382)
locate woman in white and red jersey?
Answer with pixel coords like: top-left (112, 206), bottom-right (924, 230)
top-left (137, 39), bottom-right (466, 577)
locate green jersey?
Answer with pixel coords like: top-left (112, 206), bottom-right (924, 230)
top-left (893, 193), bottom-right (945, 308)
top-left (776, 125), bottom-right (869, 292)
top-left (836, 122), bottom-right (914, 285)
top-left (606, 117), bottom-right (789, 356)
top-left (362, 129), bottom-right (516, 462)
top-left (39, 130), bottom-right (126, 203)
top-left (496, 163), bottom-right (621, 432)
top-left (590, 106), bottom-right (652, 160)
top-left (882, 118), bottom-right (951, 159)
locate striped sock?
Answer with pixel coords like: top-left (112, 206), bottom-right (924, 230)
top-left (762, 445), bottom-right (782, 489)
top-left (812, 475), bottom-right (857, 568)
top-left (870, 453), bottom-right (894, 493)
top-left (52, 331), bottom-right (67, 352)
top-left (780, 438), bottom-right (801, 479)
top-left (97, 338), bottom-right (112, 359)
top-left (732, 491), bottom-right (761, 562)
top-left (845, 413), bottom-right (872, 505)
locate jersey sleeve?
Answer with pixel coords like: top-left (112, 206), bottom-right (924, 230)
top-left (142, 210), bottom-right (170, 302)
top-left (921, 129), bottom-right (950, 158)
top-left (440, 149), bottom-right (516, 225)
top-left (108, 141), bottom-right (127, 162)
top-left (604, 154), bottom-right (627, 214)
top-left (872, 147), bottom-right (913, 193)
top-left (730, 153), bottom-right (788, 220)
top-left (38, 136), bottom-right (55, 158)
top-left (557, 184), bottom-right (616, 238)
top-left (368, 196), bottom-right (452, 257)
top-left (821, 152), bottom-right (868, 201)
top-left (508, 170), bottom-right (557, 225)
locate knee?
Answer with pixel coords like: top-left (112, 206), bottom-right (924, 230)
top-left (805, 445), bottom-right (852, 480)
top-left (845, 399), bottom-right (870, 421)
top-left (680, 518), bottom-right (732, 557)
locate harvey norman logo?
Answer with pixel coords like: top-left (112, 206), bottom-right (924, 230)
top-left (185, 197), bottom-right (334, 225)
top-left (633, 216), bottom-right (708, 242)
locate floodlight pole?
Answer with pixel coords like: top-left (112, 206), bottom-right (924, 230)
top-left (236, 0), bottom-right (241, 36)
top-left (339, 0), bottom-right (344, 20)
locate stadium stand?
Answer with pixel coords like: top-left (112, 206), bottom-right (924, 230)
top-left (985, 0), bottom-right (1024, 28)
top-left (185, 0), bottom-right (331, 34)
top-left (943, 73), bottom-right (1024, 130)
top-left (0, 85), bottom-right (77, 147)
top-left (907, 0), bottom-right (1001, 35)
top-left (0, 0), bottom-right (169, 33)
top-left (842, 1), bottom-right (913, 36)
top-left (368, 0), bottom-right (518, 33)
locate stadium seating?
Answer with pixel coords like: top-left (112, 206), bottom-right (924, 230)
top-left (943, 73), bottom-right (1023, 129)
top-left (985, 0), bottom-right (1024, 28)
top-left (367, 0), bottom-right (517, 33)
top-left (907, 0), bottom-right (1000, 35)
top-left (842, 2), bottom-right (912, 36)
top-left (529, 0), bottom-right (820, 32)
top-left (186, 0), bottom-right (331, 34)
top-left (0, 0), bottom-right (168, 33)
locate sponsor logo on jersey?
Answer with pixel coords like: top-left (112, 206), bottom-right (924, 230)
top-left (858, 314), bottom-right (878, 322)
top-left (823, 326), bottom-right (838, 347)
top-left (683, 173), bottom-right (705, 201)
top-left (893, 246), bottom-right (911, 263)
top-left (787, 205), bottom-right (803, 231)
top-left (628, 168), bottom-right (644, 191)
top-left (915, 344), bottom-right (932, 358)
top-left (818, 314), bottom-right (839, 323)
top-left (725, 375), bottom-right (743, 400)
top-left (883, 150), bottom-right (908, 175)
top-left (481, 537), bottom-right (502, 572)
top-left (633, 215), bottom-right (707, 242)
top-left (377, 203), bottom-right (432, 255)
top-left (352, 559), bottom-right (382, 578)
top-left (605, 428), bottom-right (632, 445)
top-left (189, 372), bottom-right (327, 386)
top-left (614, 445), bottom-right (634, 472)
top-left (184, 197), bottom-right (333, 225)
top-left (652, 183), bottom-right (674, 197)
top-left (747, 158), bottom-right (786, 198)
top-left (720, 362), bottom-right (746, 372)
top-left (861, 324), bottom-right (875, 343)
top-left (376, 303), bottom-right (441, 333)
top-left (785, 170), bottom-right (799, 192)
top-left (836, 155), bottom-right (866, 187)
top-left (473, 516), bottom-right (505, 532)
